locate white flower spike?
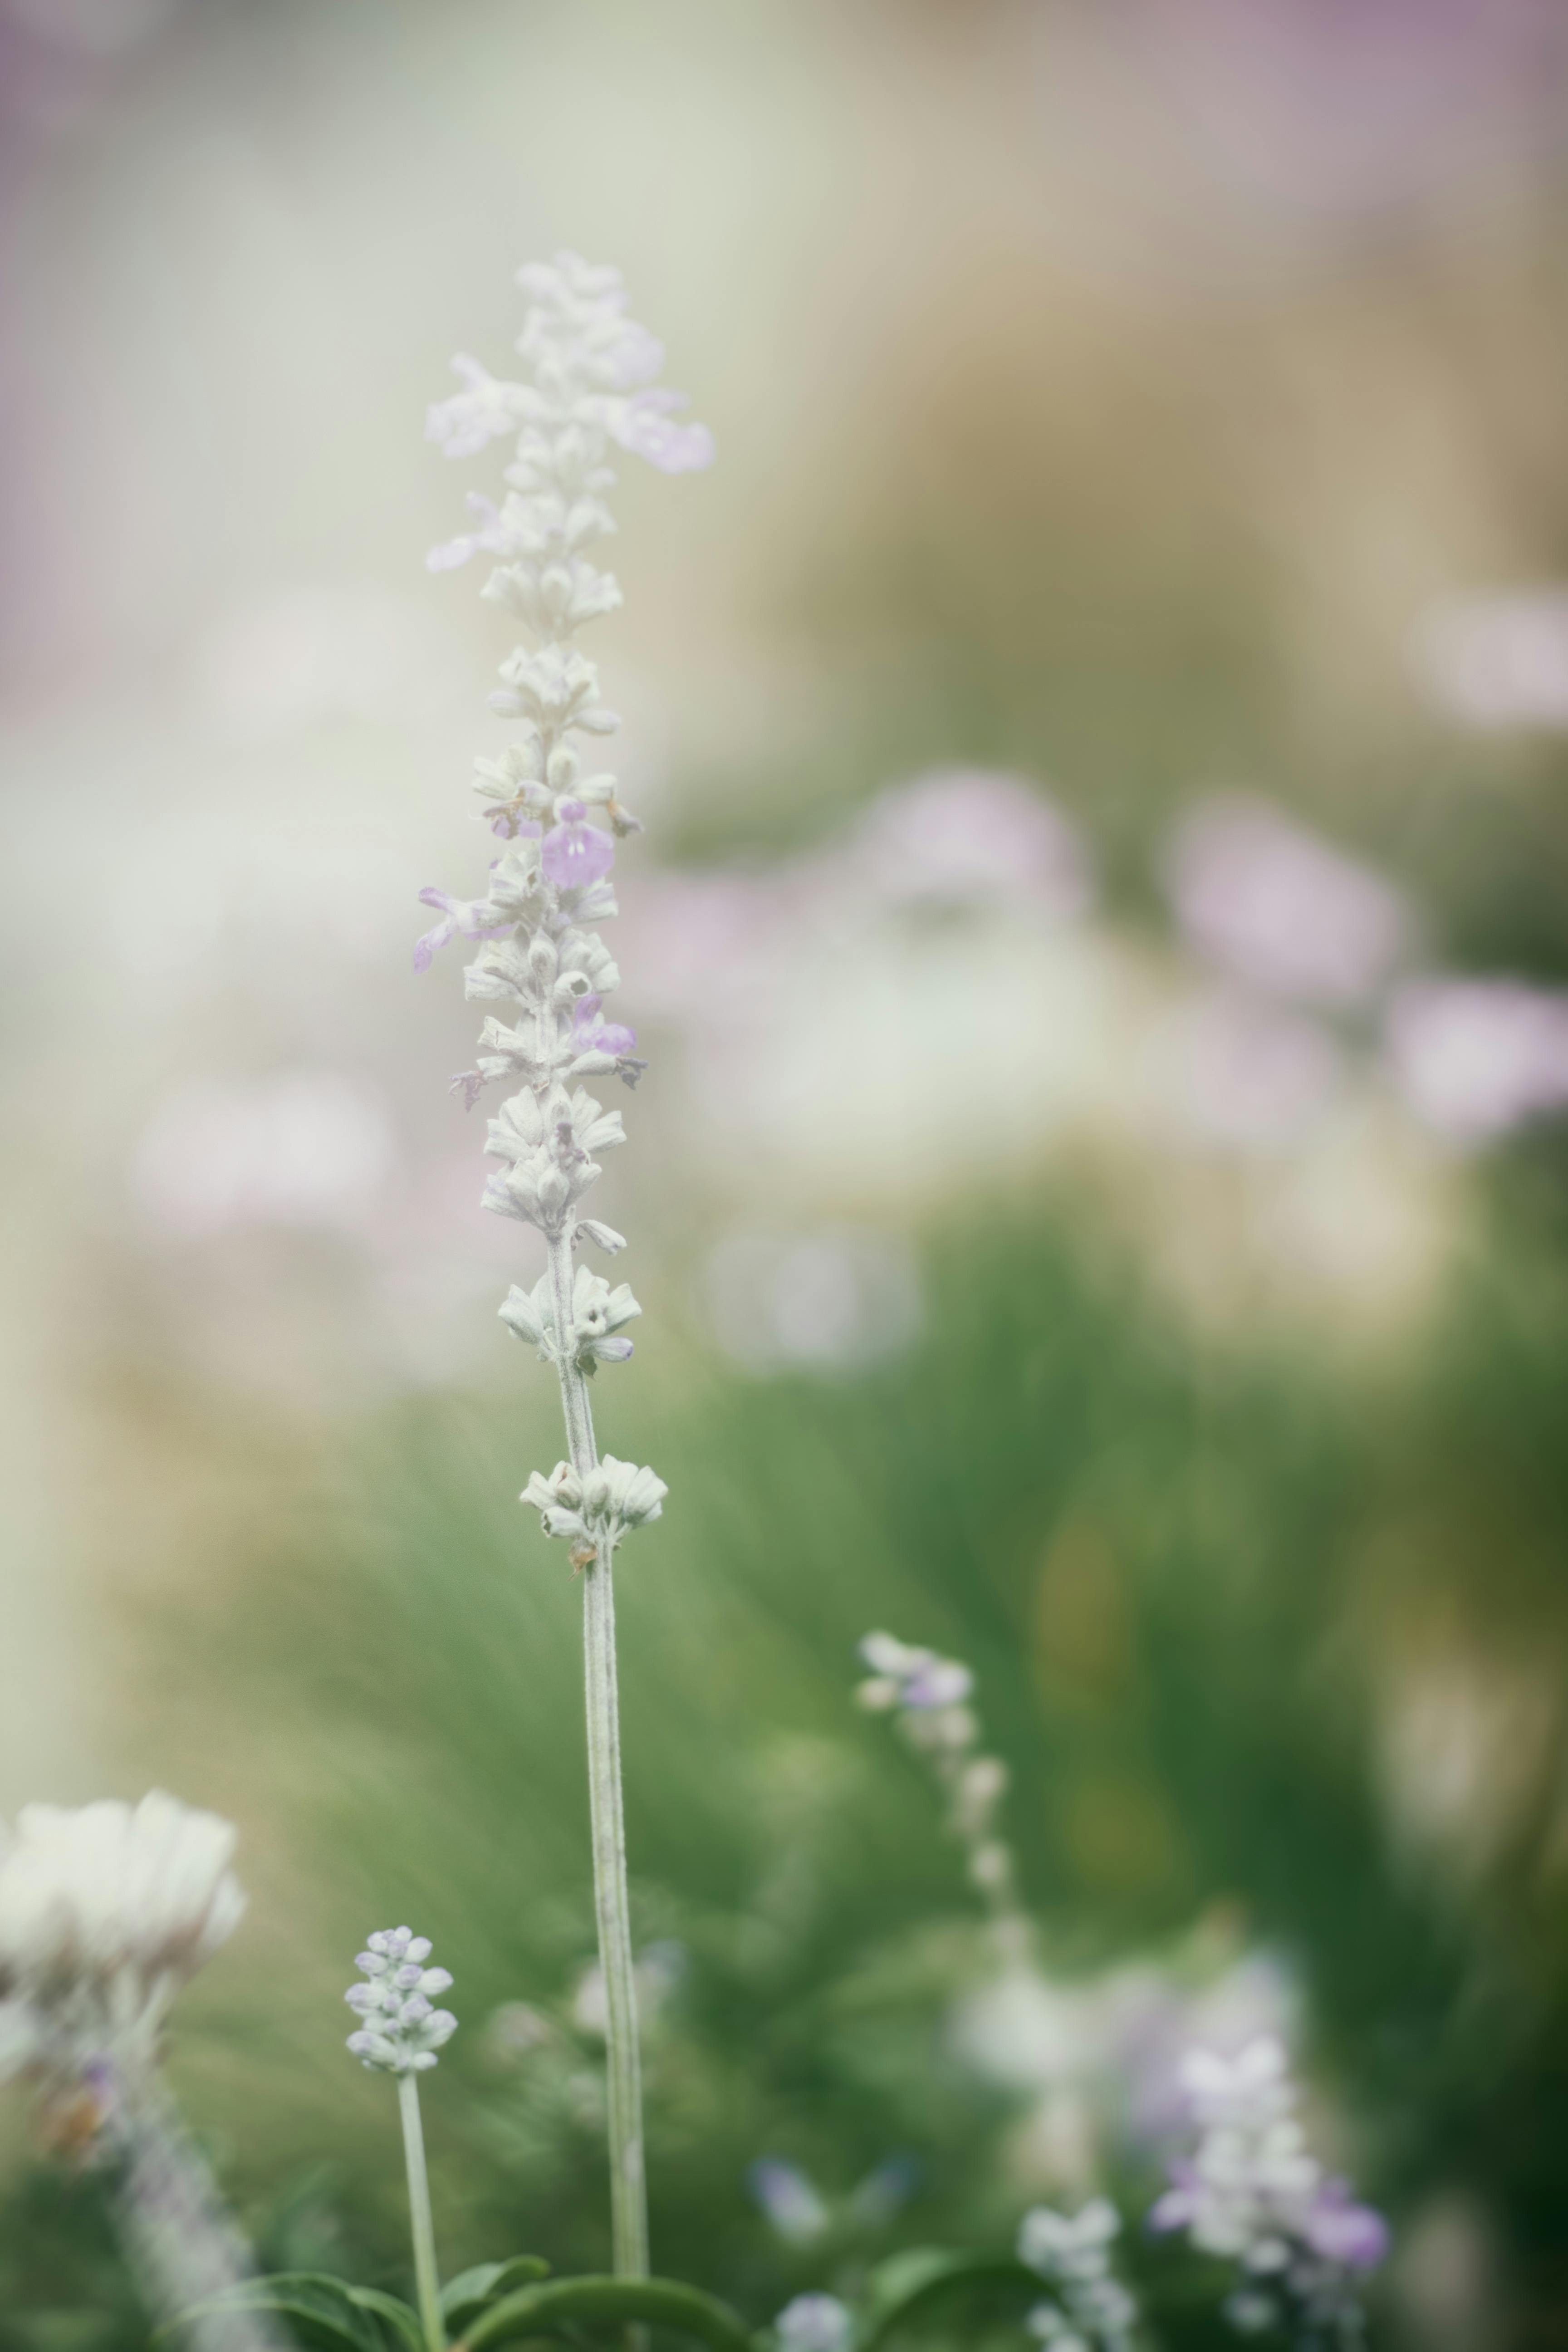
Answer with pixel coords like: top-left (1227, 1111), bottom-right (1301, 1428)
top-left (424, 254), bottom-right (710, 2282)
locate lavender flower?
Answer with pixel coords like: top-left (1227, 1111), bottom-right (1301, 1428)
top-left (344, 1926), bottom-right (456, 2075)
top-left (1385, 976), bottom-right (1568, 1142)
top-left (1018, 2198), bottom-right (1138, 2352)
top-left (1149, 2037), bottom-right (1387, 2347)
top-left (1165, 798), bottom-right (1406, 1008)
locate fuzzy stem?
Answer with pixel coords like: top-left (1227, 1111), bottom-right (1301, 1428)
top-left (545, 1225), bottom-right (649, 2278)
top-left (398, 2072), bottom-right (445, 2352)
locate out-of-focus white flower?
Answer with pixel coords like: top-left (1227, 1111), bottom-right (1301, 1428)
top-left (704, 1228), bottom-right (922, 1375)
top-left (131, 1071), bottom-right (394, 1238)
top-left (1019, 2197), bottom-right (1137, 2352)
top-left (774, 2293), bottom-right (853, 2352)
top-left (1151, 986), bottom-right (1342, 1150)
top-left (853, 771), bottom-right (1092, 919)
top-left (1412, 590), bottom-right (1568, 731)
top-left (1166, 798), bottom-right (1407, 1007)
top-left (344, 1926), bottom-right (456, 2075)
top-left (0, 1792), bottom-right (245, 2086)
top-left (1385, 976), bottom-right (1568, 1142)
top-left (572, 1940), bottom-right (685, 2038)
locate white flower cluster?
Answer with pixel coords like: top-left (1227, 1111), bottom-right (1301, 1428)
top-left (344, 1927), bottom-right (457, 2076)
top-left (424, 252), bottom-right (710, 1558)
top-left (0, 1791), bottom-right (245, 2092)
top-left (522, 1456), bottom-right (668, 1569)
top-left (1151, 2038), bottom-right (1387, 2344)
top-left (1018, 2199), bottom-right (1138, 2352)
top-left (501, 1261), bottom-right (642, 1373)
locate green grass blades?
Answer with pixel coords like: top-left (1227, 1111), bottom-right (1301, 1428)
top-left (457, 2275), bottom-right (752, 2352)
top-left (855, 2249), bottom-right (1044, 2349)
top-left (441, 2256), bottom-right (553, 2332)
top-left (157, 2274), bottom-right (421, 2352)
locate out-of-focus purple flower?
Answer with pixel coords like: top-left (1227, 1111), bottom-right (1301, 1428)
top-left (573, 993), bottom-right (637, 1057)
top-left (1385, 977), bottom-right (1568, 1142)
top-left (541, 801), bottom-right (616, 890)
top-left (857, 1631), bottom-right (973, 1712)
top-left (412, 885), bottom-right (513, 973)
top-left (1305, 2182), bottom-right (1390, 2273)
top-left (1412, 590), bottom-right (1568, 731)
top-left (609, 387), bottom-right (716, 474)
top-left (1154, 987), bottom-right (1340, 1150)
top-left (1166, 798), bottom-right (1406, 1006)
top-left (856, 771), bottom-right (1092, 918)
top-left (747, 2158), bottom-right (830, 2246)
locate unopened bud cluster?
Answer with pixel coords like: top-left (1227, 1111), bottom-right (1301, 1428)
top-left (422, 252), bottom-right (710, 1553)
top-left (523, 1457), bottom-right (668, 1568)
top-left (345, 1928), bottom-right (457, 2076)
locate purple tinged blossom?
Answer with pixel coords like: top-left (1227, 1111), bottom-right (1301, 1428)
top-left (412, 886), bottom-right (513, 973)
top-left (1166, 798), bottom-right (1407, 1008)
top-left (609, 387), bottom-right (716, 475)
top-left (542, 800), bottom-right (616, 890)
top-left (573, 993), bottom-right (637, 1057)
top-left (1304, 2182), bottom-right (1390, 2273)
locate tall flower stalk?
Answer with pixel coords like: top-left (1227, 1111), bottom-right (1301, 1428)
top-left (423, 252), bottom-right (712, 2276)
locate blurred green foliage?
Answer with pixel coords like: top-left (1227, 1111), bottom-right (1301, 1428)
top-left (7, 1176), bottom-right (1568, 2341)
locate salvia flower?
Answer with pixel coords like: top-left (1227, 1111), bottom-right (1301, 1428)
top-left (412, 884), bottom-right (514, 972)
top-left (426, 250), bottom-right (708, 2278)
top-left (344, 1926), bottom-right (456, 2075)
top-left (0, 1791), bottom-right (245, 2091)
top-left (1149, 2037), bottom-right (1387, 2346)
top-left (1019, 2198), bottom-right (1138, 2352)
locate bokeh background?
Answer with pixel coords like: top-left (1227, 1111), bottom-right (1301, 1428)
top-left (5, 0), bottom-right (1568, 2342)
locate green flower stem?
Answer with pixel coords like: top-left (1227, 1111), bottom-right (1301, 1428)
top-left (397, 2072), bottom-right (445, 2352)
top-left (546, 1227), bottom-right (650, 2280)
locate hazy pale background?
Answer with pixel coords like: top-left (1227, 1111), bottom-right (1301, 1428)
top-left (5, 1), bottom-right (1568, 2344)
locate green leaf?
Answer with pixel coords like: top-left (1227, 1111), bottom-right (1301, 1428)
top-left (442, 2258), bottom-right (553, 2329)
top-left (154, 2273), bottom-right (388, 2352)
top-left (346, 2283), bottom-right (429, 2351)
top-left (459, 2275), bottom-right (752, 2352)
top-left (855, 2252), bottom-right (1043, 2350)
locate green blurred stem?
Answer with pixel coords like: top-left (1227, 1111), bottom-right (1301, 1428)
top-left (545, 1227), bottom-right (650, 2281)
top-left (397, 2073), bottom-right (445, 2352)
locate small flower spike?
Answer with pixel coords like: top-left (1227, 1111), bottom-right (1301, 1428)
top-left (344, 1927), bottom-right (456, 2075)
